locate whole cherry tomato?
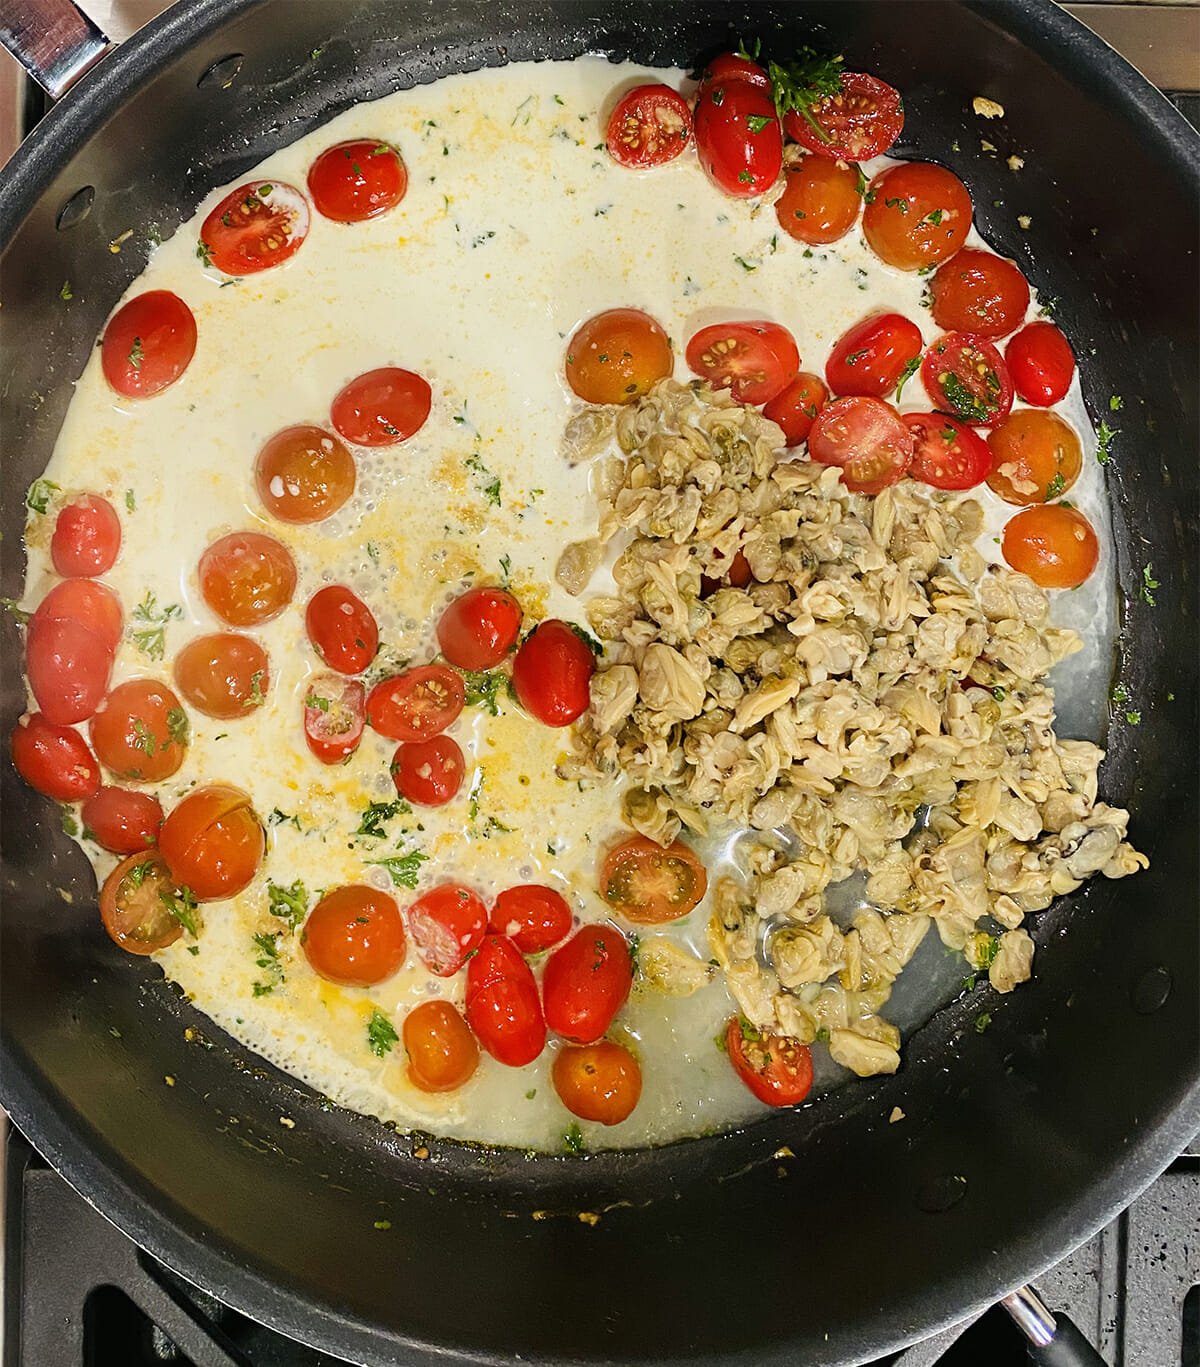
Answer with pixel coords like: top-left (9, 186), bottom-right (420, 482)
top-left (511, 620), bottom-right (595, 727)
top-left (465, 935), bottom-right (546, 1066)
top-left (302, 884), bottom-right (406, 987)
top-left (762, 372), bottom-right (829, 446)
top-left (407, 884), bottom-right (488, 976)
top-left (101, 291), bottom-right (196, 398)
top-left (552, 1040), bottom-right (643, 1125)
top-left (199, 181), bottom-right (309, 275)
top-left (305, 585), bottom-right (378, 675)
top-left (862, 162), bottom-right (973, 271)
top-left (1005, 321), bottom-right (1076, 406)
top-left (436, 586), bottom-right (523, 671)
top-left (685, 320), bottom-right (800, 405)
top-left (330, 367), bottom-right (432, 446)
top-left (606, 84), bottom-right (692, 168)
top-left (199, 531), bottom-right (297, 627)
top-left (50, 494), bottom-right (121, 577)
top-left (10, 712), bottom-right (101, 801)
top-left (390, 734), bottom-right (465, 806)
top-left (825, 312), bottom-right (924, 399)
top-left (774, 156), bottom-right (860, 246)
top-left (565, 309), bottom-right (672, 405)
top-left (402, 1000), bottom-right (480, 1092)
top-left (930, 248), bottom-right (1030, 338)
top-left (81, 786), bottom-right (164, 854)
top-left (367, 666), bottom-right (464, 742)
top-left (90, 679), bottom-right (188, 782)
top-left (489, 883), bottom-right (573, 955)
top-left (174, 633), bottom-right (270, 719)
top-left (693, 76), bottom-right (782, 198)
top-left (25, 610), bottom-right (112, 726)
top-left (541, 923), bottom-right (633, 1045)
top-left (158, 784), bottom-right (264, 901)
top-left (307, 139), bottom-right (408, 222)
top-left (725, 1016), bottom-right (814, 1106)
top-left (303, 674), bottom-right (366, 764)
top-left (255, 425), bottom-right (356, 525)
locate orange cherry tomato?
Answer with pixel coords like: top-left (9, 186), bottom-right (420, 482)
top-left (199, 181), bottom-right (309, 275)
top-left (10, 712), bottom-right (101, 801)
top-left (100, 290), bottom-right (197, 398)
top-left (762, 371), bottom-right (829, 447)
top-left (685, 320), bottom-right (800, 406)
top-left (565, 308), bottom-right (672, 405)
top-left (464, 934), bottom-right (546, 1066)
top-left (726, 1017), bottom-right (813, 1107)
top-left (436, 586), bottom-right (524, 672)
top-left (50, 494), bottom-right (121, 577)
top-left (302, 884), bottom-right (406, 987)
top-left (99, 852), bottom-right (183, 955)
top-left (489, 884), bottom-right (572, 955)
top-left (1001, 504), bottom-right (1100, 589)
top-left (862, 162), bottom-right (973, 271)
top-left (807, 396), bottom-right (914, 496)
top-left (775, 156), bottom-right (860, 245)
top-left (173, 633), bottom-right (270, 719)
top-left (305, 585), bottom-right (378, 676)
top-left (367, 666), bottom-right (464, 743)
top-left (307, 139), bottom-right (408, 222)
top-left (407, 884), bottom-right (488, 976)
top-left (929, 248), bottom-right (1030, 339)
top-left (402, 1000), bottom-right (480, 1092)
top-left (158, 784), bottom-right (264, 901)
top-left (986, 409), bottom-right (1083, 505)
top-left (552, 1040), bottom-right (643, 1125)
top-left (254, 425), bottom-right (355, 525)
top-left (37, 578), bottom-right (123, 651)
top-left (330, 366), bottom-right (431, 446)
top-left (25, 610), bottom-right (113, 726)
top-left (80, 786), bottom-right (164, 854)
top-left (605, 84), bottom-right (691, 168)
top-left (90, 679), bottom-right (188, 783)
top-left (542, 924), bottom-right (633, 1045)
top-left (599, 835), bottom-right (708, 925)
top-left (303, 673), bottom-right (366, 764)
top-left (198, 531), bottom-right (297, 627)
top-left (390, 734), bottom-right (465, 806)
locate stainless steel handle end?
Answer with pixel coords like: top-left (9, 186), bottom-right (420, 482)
top-left (0, 0), bottom-right (111, 98)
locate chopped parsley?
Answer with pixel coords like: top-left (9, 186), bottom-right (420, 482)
top-left (353, 798), bottom-right (408, 839)
top-left (925, 208), bottom-right (944, 226)
top-left (268, 808), bottom-right (301, 830)
top-left (1095, 420), bottom-right (1117, 464)
top-left (125, 489), bottom-right (136, 513)
top-left (244, 670), bottom-right (266, 707)
top-left (25, 478), bottom-right (59, 516)
top-left (129, 590), bottom-right (183, 660)
top-left (974, 1012), bottom-right (992, 1034)
top-left (499, 552), bottom-right (512, 584)
top-left (1139, 563), bottom-right (1159, 606)
top-left (1, 598), bottom-right (31, 624)
top-left (196, 239), bottom-right (213, 266)
top-left (366, 849), bottom-right (429, 890)
top-left (1109, 394), bottom-right (1123, 411)
top-left (765, 47), bottom-right (844, 142)
top-left (127, 336), bottom-right (144, 370)
top-left (267, 879), bottom-right (308, 933)
top-left (1045, 471), bottom-right (1066, 500)
top-left (460, 669), bottom-right (506, 716)
top-left (884, 196), bottom-right (908, 215)
top-left (975, 935), bottom-right (1001, 970)
top-left (563, 1122), bottom-right (586, 1154)
top-left (569, 622), bottom-right (604, 656)
top-left (746, 114), bottom-right (772, 134)
top-left (252, 931), bottom-right (285, 996)
top-left (1124, 709), bottom-right (1141, 726)
top-left (464, 451), bottom-right (501, 507)
top-left (160, 885), bottom-right (199, 937)
top-left (853, 165), bottom-right (875, 203)
top-left (59, 280), bottom-right (73, 301)
top-left (939, 372), bottom-right (992, 424)
top-left (367, 1009), bottom-right (399, 1057)
top-left (733, 253), bottom-right (757, 271)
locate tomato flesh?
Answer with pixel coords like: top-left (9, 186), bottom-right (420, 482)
top-left (100, 853), bottom-right (184, 956)
top-left (10, 712), bottom-right (101, 801)
top-left (825, 312), bottom-right (924, 399)
top-left (330, 367), bottom-right (432, 446)
top-left (307, 139), bottom-right (408, 223)
top-left (51, 495), bottom-right (121, 577)
top-left (775, 156), bottom-right (860, 246)
top-left (920, 332), bottom-right (1014, 427)
top-left (541, 924), bottom-right (633, 1044)
top-left (1001, 504), bottom-right (1099, 589)
top-left (904, 413), bottom-right (992, 491)
top-left (693, 78), bottom-right (782, 198)
top-left (436, 586), bottom-right (523, 672)
top-left (159, 784), bottom-right (264, 901)
top-left (783, 72), bottom-right (904, 162)
top-left (90, 678), bottom-right (188, 782)
top-left (199, 531), bottom-right (297, 627)
top-left (367, 666), bottom-right (464, 743)
top-left (862, 162), bottom-right (973, 271)
top-left (489, 884), bottom-right (572, 955)
top-left (303, 674), bottom-right (366, 764)
top-left (200, 181), bottom-right (309, 275)
top-left (930, 248), bottom-right (1030, 339)
top-left (101, 291), bottom-right (197, 398)
top-left (565, 308), bottom-right (672, 405)
top-left (303, 884), bottom-right (406, 987)
top-left (465, 935), bottom-right (546, 1067)
top-left (606, 84), bottom-right (691, 168)
top-left (762, 372), bottom-right (829, 446)
top-left (305, 585), bottom-right (379, 676)
top-left (402, 1000), bottom-right (480, 1092)
top-left (174, 632), bottom-right (269, 719)
top-left (599, 835), bottom-right (708, 924)
top-left (407, 884), bottom-right (488, 976)
top-left (511, 620), bottom-right (595, 727)
top-left (726, 1017), bottom-right (814, 1107)
top-left (686, 320), bottom-right (800, 406)
top-left (81, 786), bottom-right (164, 854)
top-left (552, 1041), bottom-right (643, 1125)
top-left (255, 425), bottom-right (356, 525)
top-left (391, 734), bottom-right (465, 806)
top-left (986, 409), bottom-right (1083, 505)
top-left (1005, 321), bottom-right (1075, 407)
top-left (807, 395), bottom-right (914, 495)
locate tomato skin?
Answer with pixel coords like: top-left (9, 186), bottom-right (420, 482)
top-left (465, 934), bottom-right (546, 1067)
top-left (921, 332), bottom-right (1014, 428)
top-left (101, 291), bottom-right (197, 398)
top-left (367, 666), bottom-right (464, 743)
top-left (904, 413), bottom-right (993, 491)
top-left (762, 372), bottom-right (829, 446)
top-left (390, 734), bottom-right (465, 806)
top-left (25, 611), bottom-right (113, 726)
top-left (726, 1017), bottom-right (814, 1106)
top-left (51, 495), bottom-right (121, 577)
top-left (37, 579), bottom-right (123, 652)
top-left (552, 1041), bottom-right (642, 1125)
top-left (302, 885), bottom-right (406, 987)
top-left (307, 139), bottom-right (408, 222)
top-left (808, 395), bottom-right (914, 495)
top-left (255, 425), bottom-right (356, 525)
top-left (783, 72), bottom-right (904, 162)
top-left (402, 1000), bottom-right (480, 1092)
top-left (825, 312), bottom-right (924, 399)
top-left (693, 78), bottom-right (782, 198)
top-left (99, 853), bottom-right (183, 956)
top-left (489, 884), bottom-right (572, 955)
top-left (305, 586), bottom-right (378, 676)
top-left (199, 531), bottom-right (297, 627)
top-left (774, 156), bottom-right (860, 245)
top-left (986, 409), bottom-right (1083, 505)
top-left (80, 786), bottom-right (164, 854)
top-left (1005, 321), bottom-right (1076, 407)
top-left (599, 835), bottom-right (708, 924)
top-left (200, 181), bottom-right (309, 275)
top-left (606, 84), bottom-right (691, 168)
top-left (436, 586), bottom-right (523, 671)
top-left (565, 308), bottom-right (673, 405)
top-left (407, 884), bottom-right (488, 976)
top-left (90, 679), bottom-right (188, 782)
top-left (696, 53), bottom-right (772, 90)
top-left (686, 320), bottom-right (800, 406)
top-left (303, 673), bottom-right (366, 764)
top-left (930, 248), bottom-right (1030, 339)
top-left (159, 784), bottom-right (264, 901)
top-left (1001, 504), bottom-right (1100, 589)
top-left (10, 712), bottom-right (101, 801)
top-left (511, 620), bottom-right (595, 727)
top-left (542, 924), bottom-right (633, 1045)
top-left (173, 632), bottom-right (269, 720)
top-left (862, 162), bottom-right (973, 271)
top-left (330, 367), bottom-right (432, 446)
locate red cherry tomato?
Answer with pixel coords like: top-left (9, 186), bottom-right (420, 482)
top-left (100, 291), bottom-right (197, 398)
top-left (303, 673), bottom-right (366, 764)
top-left (10, 712), bottom-right (101, 801)
top-left (774, 156), bottom-right (860, 245)
top-left (1005, 321), bottom-right (1076, 407)
top-left (173, 632), bottom-right (270, 719)
top-left (80, 785), bottom-right (164, 854)
top-left (489, 884), bottom-right (573, 955)
top-left (407, 884), bottom-right (488, 976)
top-left (606, 84), bottom-right (691, 168)
top-left (599, 835), bottom-right (708, 924)
top-left (330, 367), bottom-right (432, 446)
top-left (305, 585), bottom-right (378, 676)
top-left (930, 248), bottom-right (1030, 339)
top-left (307, 139), bottom-right (408, 222)
top-left (542, 923), bottom-right (633, 1045)
top-left (302, 884), bottom-right (406, 987)
top-left (1001, 504), bottom-right (1100, 589)
top-left (511, 620), bottom-right (595, 727)
top-left (90, 679), bottom-right (188, 783)
top-left (37, 578), bottom-right (122, 651)
top-left (696, 52), bottom-right (772, 91)
top-left (50, 495), bottom-right (121, 577)
top-left (825, 312), bottom-right (924, 399)
top-left (366, 666), bottom-right (464, 742)
top-left (693, 78), bottom-right (782, 198)
top-left (198, 531), bottom-right (297, 627)
top-left (808, 396), bottom-right (914, 495)
top-left (783, 72), bottom-right (904, 162)
top-left (464, 934), bottom-right (546, 1066)
top-left (986, 409), bottom-right (1083, 505)
top-left (862, 162), bottom-right (973, 272)
top-left (921, 332), bottom-right (1014, 427)
top-left (565, 308), bottom-right (673, 405)
top-left (552, 1041), bottom-right (642, 1125)
top-left (390, 734), bottom-right (465, 806)
top-left (254, 425), bottom-right (356, 525)
top-left (685, 320), bottom-right (800, 406)
top-left (903, 413), bottom-right (993, 491)
top-left (158, 783), bottom-right (264, 902)
top-left (199, 181), bottom-right (309, 275)
top-left (726, 1017), bottom-right (814, 1107)
top-left (436, 586), bottom-right (523, 672)
top-left (402, 1000), bottom-right (480, 1093)
top-left (25, 611), bottom-right (112, 725)
top-left (762, 371), bottom-right (829, 446)
top-left (99, 853), bottom-right (183, 955)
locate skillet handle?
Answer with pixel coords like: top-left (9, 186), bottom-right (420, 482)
top-left (1002, 1286), bottom-right (1110, 1367)
top-left (0, 0), bottom-right (110, 98)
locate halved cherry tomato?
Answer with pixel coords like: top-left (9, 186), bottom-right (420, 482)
top-left (565, 308), bottom-right (672, 405)
top-left (825, 312), bottom-right (923, 399)
top-left (762, 371), bottom-right (829, 446)
top-left (436, 586), bottom-right (523, 671)
top-left (199, 181), bottom-right (309, 275)
top-left (50, 495), bottom-right (121, 577)
top-left (808, 396), bottom-right (914, 495)
top-left (783, 72), bottom-right (904, 162)
top-left (303, 673), bottom-right (366, 764)
top-left (198, 531), bottom-right (297, 627)
top-left (552, 1040), bottom-right (642, 1125)
top-left (685, 320), bottom-right (800, 406)
top-left (725, 1016), bottom-right (814, 1107)
top-left (174, 633), bottom-right (269, 719)
top-left (305, 586), bottom-right (378, 676)
top-left (696, 52), bottom-right (772, 91)
top-left (10, 712), bottom-right (101, 801)
top-left (862, 162), bottom-right (972, 271)
top-left (1001, 504), bottom-right (1100, 589)
top-left (255, 425), bottom-right (356, 525)
top-left (986, 409), bottom-right (1083, 505)
top-left (25, 611), bottom-right (112, 725)
top-left (158, 783), bottom-right (264, 902)
top-left (489, 884), bottom-right (572, 955)
top-left (302, 884), bottom-right (405, 987)
top-left (921, 332), bottom-right (1013, 427)
top-left (307, 139), bottom-right (408, 222)
top-left (99, 852), bottom-right (183, 955)
top-left (100, 291), bottom-right (197, 398)
top-left (606, 84), bottom-right (691, 168)
top-left (1006, 321), bottom-right (1076, 407)
top-left (599, 835), bottom-right (707, 924)
top-left (465, 934), bottom-right (546, 1066)
top-left (774, 156), bottom-right (860, 245)
top-left (930, 248), bottom-right (1030, 339)
top-left (330, 367), bottom-right (432, 446)
top-left (402, 1000), bottom-right (479, 1092)
top-left (904, 413), bottom-right (992, 491)
top-left (37, 579), bottom-right (123, 651)
top-left (80, 785), bottom-right (164, 854)
top-left (90, 679), bottom-right (188, 783)
top-left (542, 923), bottom-right (633, 1045)
top-left (367, 667), bottom-right (464, 742)
top-left (390, 734), bottom-right (465, 806)
top-left (511, 620), bottom-right (595, 727)
top-left (407, 884), bottom-right (488, 976)
top-left (693, 77), bottom-right (782, 198)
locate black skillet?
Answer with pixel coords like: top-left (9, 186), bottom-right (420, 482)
top-left (1, 2), bottom-right (1197, 1363)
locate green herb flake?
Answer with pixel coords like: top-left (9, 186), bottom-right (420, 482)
top-left (733, 255), bottom-right (756, 272)
top-left (367, 1009), bottom-right (399, 1058)
top-left (1109, 394), bottom-right (1123, 411)
top-left (563, 1122), bottom-right (585, 1154)
top-left (59, 280), bottom-right (73, 301)
top-left (125, 489), bottom-right (136, 513)
top-left (1139, 563), bottom-right (1159, 606)
top-left (25, 479), bottom-right (59, 516)
top-left (939, 372), bottom-right (992, 424)
top-left (353, 799), bottom-right (407, 839)
top-left (373, 1218), bottom-right (392, 1230)
top-left (568, 622), bottom-right (604, 656)
top-left (196, 239), bottom-right (213, 266)
top-left (62, 810), bottom-right (79, 837)
top-left (267, 879), bottom-right (308, 933)
top-left (366, 849), bottom-right (429, 890)
top-left (894, 356), bottom-right (920, 400)
top-left (460, 669), bottom-right (506, 716)
top-left (974, 1012), bottom-right (992, 1034)
top-left (1124, 709), bottom-right (1141, 726)
top-left (1045, 470), bottom-right (1066, 501)
top-left (268, 808), bottom-right (301, 830)
top-left (252, 930), bottom-right (285, 996)
top-left (1095, 420), bottom-right (1117, 464)
top-left (925, 208), bottom-right (944, 226)
top-left (853, 165), bottom-right (875, 203)
top-left (884, 196), bottom-right (908, 215)
top-left (129, 589), bottom-right (183, 661)
top-left (464, 450), bottom-right (501, 507)
top-left (767, 48), bottom-right (845, 143)
top-left (1111, 683), bottom-right (1130, 707)
top-left (745, 114), bottom-right (772, 134)
top-left (1, 598), bottom-right (31, 624)
top-left (160, 885), bottom-right (199, 937)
